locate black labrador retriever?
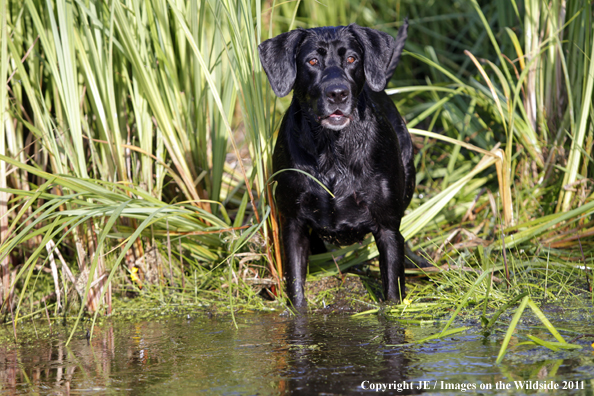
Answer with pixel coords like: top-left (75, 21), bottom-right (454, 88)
top-left (258, 21), bottom-right (414, 308)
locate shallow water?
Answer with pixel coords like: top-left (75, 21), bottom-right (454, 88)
top-left (1, 312), bottom-right (593, 395)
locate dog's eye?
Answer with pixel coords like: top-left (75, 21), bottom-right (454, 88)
top-left (308, 58), bottom-right (319, 66)
top-left (346, 56), bottom-right (356, 64)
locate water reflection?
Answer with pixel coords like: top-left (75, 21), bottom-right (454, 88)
top-left (281, 315), bottom-right (421, 394)
top-left (0, 313), bottom-right (592, 395)
top-left (0, 325), bottom-right (116, 394)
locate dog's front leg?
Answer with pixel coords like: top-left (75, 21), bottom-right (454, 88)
top-left (281, 219), bottom-right (310, 309)
top-left (373, 228), bottom-right (406, 303)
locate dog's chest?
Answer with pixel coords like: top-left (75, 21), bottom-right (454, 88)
top-left (299, 158), bottom-right (387, 244)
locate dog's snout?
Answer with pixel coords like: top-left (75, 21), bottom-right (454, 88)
top-left (325, 84), bottom-right (350, 104)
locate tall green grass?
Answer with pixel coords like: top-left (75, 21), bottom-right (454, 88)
top-left (0, 0), bottom-right (592, 332)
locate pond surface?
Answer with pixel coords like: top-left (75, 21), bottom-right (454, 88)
top-left (1, 311), bottom-right (593, 395)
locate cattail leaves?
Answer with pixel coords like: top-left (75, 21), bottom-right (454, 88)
top-left (560, 38), bottom-right (594, 212)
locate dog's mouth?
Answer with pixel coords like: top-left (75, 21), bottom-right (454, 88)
top-left (320, 110), bottom-right (351, 130)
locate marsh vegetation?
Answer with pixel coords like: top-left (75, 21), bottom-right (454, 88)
top-left (0, 0), bottom-right (593, 361)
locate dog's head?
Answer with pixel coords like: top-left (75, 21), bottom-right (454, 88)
top-left (258, 21), bottom-right (408, 130)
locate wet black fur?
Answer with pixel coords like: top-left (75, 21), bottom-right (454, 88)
top-left (258, 21), bottom-right (414, 308)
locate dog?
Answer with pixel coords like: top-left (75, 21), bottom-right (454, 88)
top-left (258, 21), bottom-right (414, 309)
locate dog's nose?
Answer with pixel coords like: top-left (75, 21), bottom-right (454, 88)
top-left (325, 84), bottom-right (349, 103)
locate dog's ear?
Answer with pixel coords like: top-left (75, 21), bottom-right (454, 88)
top-left (258, 30), bottom-right (306, 97)
top-left (348, 20), bottom-right (408, 92)
top-left (384, 19), bottom-right (408, 85)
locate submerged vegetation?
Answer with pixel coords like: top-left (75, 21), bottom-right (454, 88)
top-left (0, 0), bottom-right (593, 355)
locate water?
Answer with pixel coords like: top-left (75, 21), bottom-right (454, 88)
top-left (1, 312), bottom-right (593, 395)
